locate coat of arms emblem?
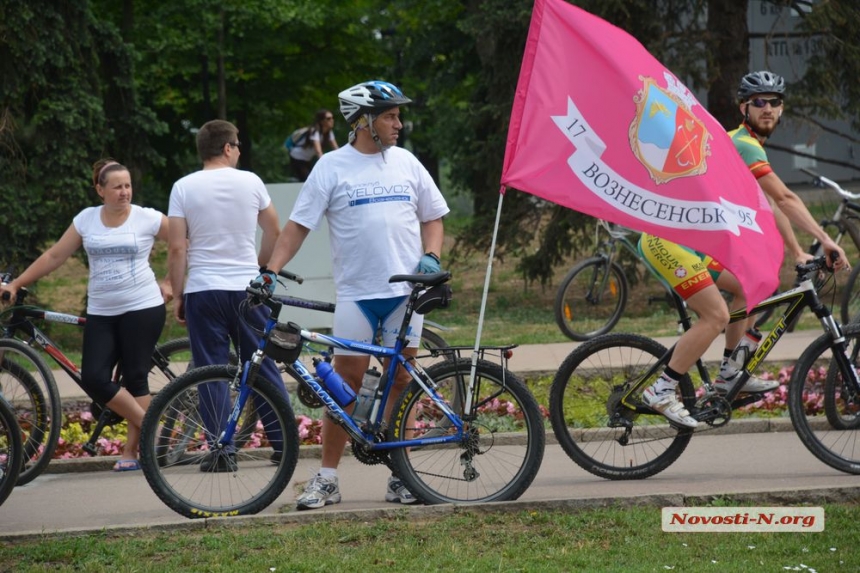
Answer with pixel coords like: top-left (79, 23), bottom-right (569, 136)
top-left (629, 75), bottom-right (711, 184)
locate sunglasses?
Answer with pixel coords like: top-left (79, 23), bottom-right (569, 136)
top-left (227, 141), bottom-right (241, 148)
top-left (324, 116), bottom-right (334, 120)
top-left (747, 97), bottom-right (783, 108)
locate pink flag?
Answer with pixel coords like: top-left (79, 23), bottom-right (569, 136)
top-left (501, 0), bottom-right (783, 307)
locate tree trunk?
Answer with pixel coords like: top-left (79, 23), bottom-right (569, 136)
top-left (707, 0), bottom-right (750, 130)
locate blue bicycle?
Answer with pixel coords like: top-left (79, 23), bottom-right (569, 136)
top-left (139, 271), bottom-right (545, 518)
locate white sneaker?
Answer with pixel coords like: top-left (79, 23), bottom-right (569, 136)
top-left (642, 385), bottom-right (698, 428)
top-left (296, 475), bottom-right (341, 510)
top-left (714, 371), bottom-right (779, 395)
top-left (385, 476), bottom-right (418, 504)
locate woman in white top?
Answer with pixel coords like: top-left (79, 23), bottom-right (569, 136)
top-left (289, 108), bottom-right (340, 182)
top-left (0, 158), bottom-right (171, 471)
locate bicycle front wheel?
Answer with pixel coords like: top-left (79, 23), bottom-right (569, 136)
top-left (0, 397), bottom-right (23, 507)
top-left (139, 364), bottom-right (299, 518)
top-left (388, 358), bottom-right (545, 504)
top-left (0, 338), bottom-right (61, 486)
top-left (554, 257), bottom-right (628, 341)
top-left (789, 323), bottom-right (860, 474)
top-left (549, 333), bottom-right (694, 480)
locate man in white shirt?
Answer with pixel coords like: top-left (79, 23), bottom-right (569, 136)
top-left (168, 119), bottom-right (286, 472)
top-left (256, 81), bottom-right (450, 509)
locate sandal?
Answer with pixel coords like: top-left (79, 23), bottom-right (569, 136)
top-left (113, 459), bottom-right (141, 472)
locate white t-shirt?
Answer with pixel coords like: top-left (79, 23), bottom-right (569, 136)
top-left (168, 167), bottom-right (272, 293)
top-left (290, 144), bottom-right (450, 301)
top-left (73, 205), bottom-right (164, 316)
top-left (289, 130), bottom-right (336, 162)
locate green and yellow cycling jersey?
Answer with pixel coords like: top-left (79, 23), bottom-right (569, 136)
top-left (728, 122), bottom-right (773, 180)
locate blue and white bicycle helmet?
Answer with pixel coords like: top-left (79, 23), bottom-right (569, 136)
top-left (737, 71), bottom-right (785, 102)
top-left (338, 81), bottom-right (412, 124)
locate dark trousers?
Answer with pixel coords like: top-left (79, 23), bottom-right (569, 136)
top-left (81, 304), bottom-right (166, 404)
top-left (185, 290), bottom-right (287, 452)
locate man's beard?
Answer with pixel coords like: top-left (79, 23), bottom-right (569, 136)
top-left (748, 116), bottom-right (777, 138)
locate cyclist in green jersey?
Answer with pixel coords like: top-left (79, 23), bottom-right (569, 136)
top-left (640, 71), bottom-right (848, 428)
top-left (729, 70), bottom-right (812, 267)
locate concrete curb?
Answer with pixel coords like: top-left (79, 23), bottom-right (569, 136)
top-left (4, 485), bottom-right (859, 542)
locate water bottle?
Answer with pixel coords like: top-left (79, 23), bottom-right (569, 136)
top-left (314, 358), bottom-right (355, 407)
top-left (352, 367), bottom-right (382, 424)
top-left (728, 328), bottom-right (762, 372)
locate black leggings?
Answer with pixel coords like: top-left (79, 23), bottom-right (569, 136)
top-left (80, 304), bottom-right (166, 405)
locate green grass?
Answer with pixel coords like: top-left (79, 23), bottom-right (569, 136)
top-left (2, 503), bottom-right (858, 572)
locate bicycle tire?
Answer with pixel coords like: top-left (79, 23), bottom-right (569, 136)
top-left (149, 337), bottom-right (240, 394)
top-left (554, 257), bottom-right (628, 341)
top-left (789, 323), bottom-right (860, 474)
top-left (548, 333), bottom-right (694, 480)
top-left (419, 327), bottom-right (449, 351)
top-left (840, 264), bottom-right (860, 326)
top-left (0, 339), bottom-right (61, 486)
top-left (823, 331), bottom-right (860, 430)
top-left (139, 364), bottom-right (299, 518)
top-left (388, 357), bottom-right (545, 504)
top-left (149, 338), bottom-right (264, 453)
top-left (0, 397), bottom-right (23, 507)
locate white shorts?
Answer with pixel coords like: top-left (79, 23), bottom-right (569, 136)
top-left (333, 296), bottom-right (424, 356)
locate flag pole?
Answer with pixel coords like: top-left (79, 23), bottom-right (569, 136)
top-left (469, 187), bottom-right (507, 385)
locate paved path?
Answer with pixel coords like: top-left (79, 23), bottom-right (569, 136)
top-left (2, 430), bottom-right (858, 538)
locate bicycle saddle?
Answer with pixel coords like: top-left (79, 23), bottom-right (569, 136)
top-left (388, 271), bottom-right (451, 287)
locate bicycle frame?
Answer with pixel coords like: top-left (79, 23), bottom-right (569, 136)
top-left (219, 274), bottom-right (465, 453)
top-left (620, 261), bottom-right (860, 419)
top-left (1, 305), bottom-right (86, 381)
top-left (804, 167), bottom-right (860, 257)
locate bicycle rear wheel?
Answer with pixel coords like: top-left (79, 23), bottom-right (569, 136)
top-left (388, 358), bottom-right (545, 504)
top-left (419, 327), bottom-right (448, 352)
top-left (548, 333), bottom-right (694, 480)
top-left (0, 397), bottom-right (23, 507)
top-left (554, 257), bottom-right (628, 341)
top-left (148, 337), bottom-right (239, 394)
top-left (139, 364), bottom-right (299, 518)
top-left (789, 323), bottom-right (860, 474)
top-left (0, 339), bottom-right (61, 486)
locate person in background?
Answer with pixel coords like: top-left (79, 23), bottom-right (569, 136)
top-left (1, 158), bottom-right (171, 472)
top-left (289, 108), bottom-right (340, 182)
top-left (167, 119), bottom-right (287, 473)
top-left (256, 81), bottom-right (449, 509)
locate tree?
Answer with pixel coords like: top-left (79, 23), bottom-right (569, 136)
top-left (0, 0), bottom-right (162, 270)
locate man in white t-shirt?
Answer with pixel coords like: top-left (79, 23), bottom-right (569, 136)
top-left (168, 119), bottom-right (286, 473)
top-left (256, 81), bottom-right (450, 510)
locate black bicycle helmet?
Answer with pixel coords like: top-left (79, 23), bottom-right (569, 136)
top-left (338, 81), bottom-right (412, 124)
top-left (737, 71), bottom-right (785, 102)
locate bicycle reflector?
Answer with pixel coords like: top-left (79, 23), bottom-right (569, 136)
top-left (264, 321), bottom-right (302, 363)
top-left (414, 284), bottom-right (453, 315)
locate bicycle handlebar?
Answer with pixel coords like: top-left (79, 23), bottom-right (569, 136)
top-left (277, 269), bottom-right (303, 284)
top-left (800, 168), bottom-right (860, 201)
top-left (796, 254), bottom-right (838, 280)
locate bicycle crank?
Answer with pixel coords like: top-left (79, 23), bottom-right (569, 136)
top-left (694, 395), bottom-right (732, 427)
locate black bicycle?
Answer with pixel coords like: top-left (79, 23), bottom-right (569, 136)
top-left (0, 274), bottom-right (195, 485)
top-left (549, 255), bottom-right (860, 479)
